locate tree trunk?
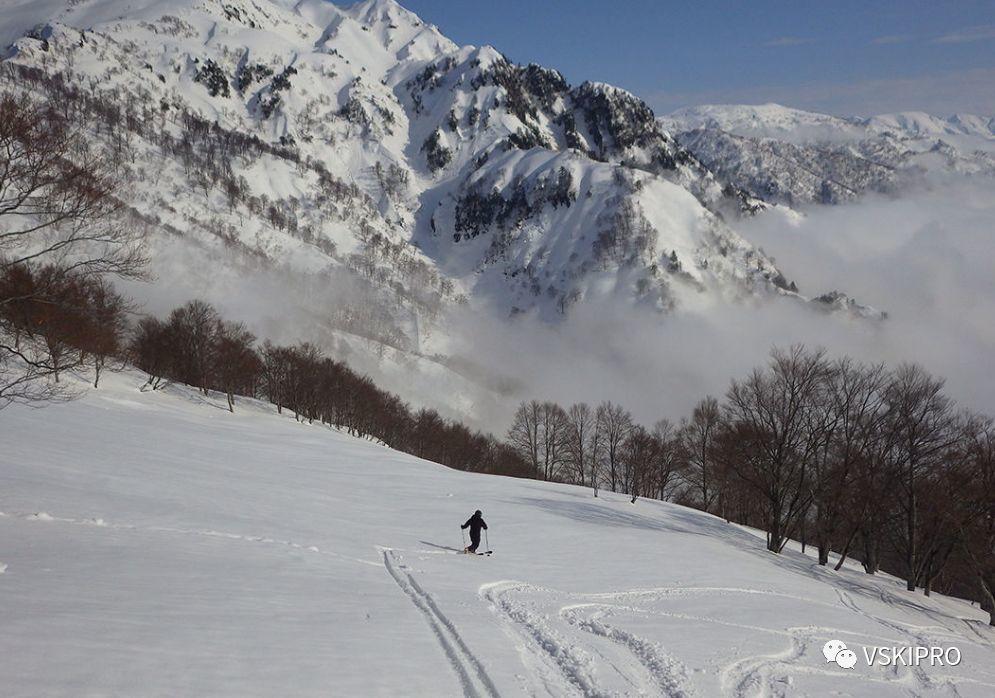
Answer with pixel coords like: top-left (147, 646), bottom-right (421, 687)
top-left (834, 527), bottom-right (859, 571)
top-left (767, 509), bottom-right (784, 553)
top-left (978, 575), bottom-right (995, 626)
top-left (861, 529), bottom-right (880, 574)
top-left (906, 467), bottom-right (917, 591)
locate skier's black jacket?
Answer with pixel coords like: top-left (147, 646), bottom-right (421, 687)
top-left (461, 512), bottom-right (487, 540)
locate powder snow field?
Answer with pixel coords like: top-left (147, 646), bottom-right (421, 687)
top-left (1, 372), bottom-right (995, 697)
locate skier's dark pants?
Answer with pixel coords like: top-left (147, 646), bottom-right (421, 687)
top-left (468, 534), bottom-right (480, 552)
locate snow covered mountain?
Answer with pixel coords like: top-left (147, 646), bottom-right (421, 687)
top-left (2, 369), bottom-right (994, 696)
top-left (0, 1), bottom-right (893, 423)
top-left (663, 104), bottom-right (995, 206)
top-left (0, 2), bottom-right (837, 325)
top-left (663, 103), bottom-right (995, 144)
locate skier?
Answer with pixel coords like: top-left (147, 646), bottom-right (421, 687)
top-left (461, 510), bottom-right (487, 554)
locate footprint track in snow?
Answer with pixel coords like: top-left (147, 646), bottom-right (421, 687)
top-left (3, 509), bottom-right (381, 567)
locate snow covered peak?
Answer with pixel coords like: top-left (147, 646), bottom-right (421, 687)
top-left (342, 0), bottom-right (457, 60)
top-left (666, 100), bottom-right (995, 208)
top-left (578, 81), bottom-right (632, 98)
top-left (662, 103), bottom-right (862, 143)
top-left (863, 111), bottom-right (995, 140)
top-left (948, 112), bottom-right (995, 136)
top-left (345, 0), bottom-right (417, 25)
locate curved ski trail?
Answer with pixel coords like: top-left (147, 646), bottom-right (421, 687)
top-left (561, 603), bottom-right (694, 697)
top-left (481, 581), bottom-right (609, 697)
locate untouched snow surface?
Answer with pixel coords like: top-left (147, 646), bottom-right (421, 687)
top-left (2, 371), bottom-right (995, 696)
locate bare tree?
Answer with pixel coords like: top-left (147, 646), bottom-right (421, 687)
top-left (957, 417), bottom-right (995, 623)
top-left (564, 402), bottom-right (594, 486)
top-left (508, 400), bottom-right (569, 481)
top-left (129, 317), bottom-right (171, 390)
top-left (622, 425), bottom-right (649, 502)
top-left (537, 402), bottom-right (569, 481)
top-left (882, 364), bottom-right (957, 591)
top-left (79, 277), bottom-right (130, 388)
top-left (212, 320), bottom-right (261, 412)
top-left (596, 401), bottom-right (633, 492)
top-left (508, 400), bottom-right (542, 479)
top-left (260, 341), bottom-right (292, 414)
top-left (719, 346), bottom-right (830, 553)
top-left (164, 300), bottom-right (219, 395)
top-left (0, 92), bottom-right (145, 276)
top-left (1, 91), bottom-right (145, 407)
top-left (652, 419), bottom-right (683, 502)
top-left (677, 396), bottom-right (722, 513)
top-left (808, 359), bottom-right (889, 566)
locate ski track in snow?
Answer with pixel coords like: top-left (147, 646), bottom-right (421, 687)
top-left (481, 581), bottom-right (608, 698)
top-left (560, 603), bottom-right (694, 697)
top-left (478, 581), bottom-right (995, 698)
top-left (2, 509), bottom-right (382, 567)
top-left (834, 588), bottom-right (995, 695)
top-left (381, 549), bottom-right (498, 698)
top-left (7, 512), bottom-right (995, 696)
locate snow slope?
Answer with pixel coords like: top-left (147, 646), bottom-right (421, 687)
top-left (2, 371), bottom-right (994, 696)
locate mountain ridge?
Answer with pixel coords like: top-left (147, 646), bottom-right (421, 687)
top-left (662, 103), bottom-right (995, 206)
top-left (1, 0), bottom-right (896, 420)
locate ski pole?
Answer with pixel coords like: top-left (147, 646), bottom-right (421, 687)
top-left (485, 529), bottom-right (490, 551)
top-left (461, 528), bottom-right (466, 550)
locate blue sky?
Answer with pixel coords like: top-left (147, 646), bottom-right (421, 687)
top-left (399, 0), bottom-right (995, 116)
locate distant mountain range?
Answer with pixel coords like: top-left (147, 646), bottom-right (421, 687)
top-left (662, 103), bottom-right (995, 206)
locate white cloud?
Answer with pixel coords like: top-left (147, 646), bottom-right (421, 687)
top-left (447, 179), bottom-right (995, 428)
top-left (117, 179), bottom-right (995, 433)
top-left (932, 24), bottom-right (995, 44)
top-left (871, 35), bottom-right (913, 45)
top-left (646, 67), bottom-right (995, 118)
top-left (762, 37), bottom-right (814, 47)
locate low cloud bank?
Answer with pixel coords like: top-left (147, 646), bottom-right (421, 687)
top-left (450, 179), bottom-right (995, 428)
top-left (118, 179), bottom-right (995, 433)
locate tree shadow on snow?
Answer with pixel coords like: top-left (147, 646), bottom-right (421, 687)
top-left (511, 495), bottom-right (764, 548)
top-left (513, 494), bottom-right (955, 623)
